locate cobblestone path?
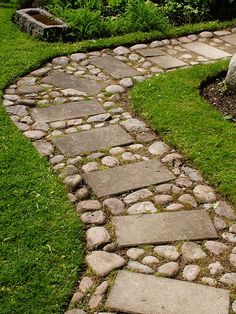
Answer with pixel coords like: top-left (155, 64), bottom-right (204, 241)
top-left (3, 29), bottom-right (236, 314)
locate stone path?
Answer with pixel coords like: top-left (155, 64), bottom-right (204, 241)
top-left (3, 29), bottom-right (236, 314)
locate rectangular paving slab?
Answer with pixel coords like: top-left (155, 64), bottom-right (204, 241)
top-left (83, 159), bottom-right (175, 197)
top-left (182, 42), bottom-right (231, 59)
top-left (106, 271), bottom-right (230, 314)
top-left (113, 210), bottom-right (217, 247)
top-left (52, 125), bottom-right (134, 157)
top-left (41, 71), bottom-right (107, 95)
top-left (148, 55), bottom-right (187, 69)
top-left (90, 56), bottom-right (139, 79)
top-left (18, 85), bottom-right (45, 95)
top-left (31, 100), bottom-right (105, 122)
top-left (222, 33), bottom-right (236, 45)
top-left (136, 48), bottom-right (166, 57)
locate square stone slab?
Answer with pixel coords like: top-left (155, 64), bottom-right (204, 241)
top-left (52, 125), bottom-right (134, 157)
top-left (41, 71), bottom-right (107, 95)
top-left (31, 100), bottom-right (104, 123)
top-left (148, 55), bottom-right (187, 69)
top-left (90, 56), bottom-right (139, 79)
top-left (136, 48), bottom-right (166, 57)
top-left (83, 159), bottom-right (175, 197)
top-left (182, 42), bottom-right (231, 59)
top-left (18, 85), bottom-right (45, 95)
top-left (106, 271), bottom-right (230, 314)
top-left (222, 33), bottom-right (236, 45)
top-left (113, 210), bottom-right (217, 247)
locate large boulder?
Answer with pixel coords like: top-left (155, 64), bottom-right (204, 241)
top-left (226, 53), bottom-right (236, 93)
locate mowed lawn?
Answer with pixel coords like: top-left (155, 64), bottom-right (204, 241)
top-left (0, 8), bottom-right (86, 314)
top-left (131, 61), bottom-right (236, 207)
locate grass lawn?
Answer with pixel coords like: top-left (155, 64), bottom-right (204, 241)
top-left (131, 61), bottom-right (236, 207)
top-left (0, 8), bottom-right (86, 314)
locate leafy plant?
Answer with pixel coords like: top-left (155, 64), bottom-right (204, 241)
top-left (58, 7), bottom-right (106, 40)
top-left (161, 0), bottom-right (236, 25)
top-left (120, 0), bottom-right (171, 34)
top-left (39, 0), bottom-right (236, 40)
top-left (14, 0), bottom-right (35, 8)
top-left (46, 0), bottom-right (103, 10)
top-left (48, 0), bottom-right (170, 39)
top-left (106, 0), bottom-right (126, 15)
top-left (162, 0), bottom-right (212, 25)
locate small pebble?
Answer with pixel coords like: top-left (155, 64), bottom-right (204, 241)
top-left (158, 262), bottom-right (179, 277)
top-left (201, 277), bottom-right (217, 286)
top-left (127, 248), bottom-right (145, 260)
top-left (183, 265), bottom-right (200, 281)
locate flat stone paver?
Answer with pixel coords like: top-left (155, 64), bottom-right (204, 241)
top-left (90, 56), bottom-right (139, 79)
top-left (52, 125), bottom-right (134, 157)
top-left (183, 42), bottom-right (231, 59)
top-left (136, 48), bottom-right (166, 57)
top-left (31, 100), bottom-right (105, 122)
top-left (41, 71), bottom-right (107, 95)
top-left (113, 210), bottom-right (217, 247)
top-left (106, 271), bottom-right (230, 314)
top-left (83, 159), bottom-right (175, 197)
top-left (18, 85), bottom-right (45, 95)
top-left (148, 55), bottom-right (187, 69)
top-left (222, 33), bottom-right (236, 45)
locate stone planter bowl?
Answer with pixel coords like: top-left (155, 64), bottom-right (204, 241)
top-left (15, 8), bottom-right (68, 41)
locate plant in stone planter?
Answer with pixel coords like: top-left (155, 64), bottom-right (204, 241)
top-left (15, 7), bottom-right (68, 41)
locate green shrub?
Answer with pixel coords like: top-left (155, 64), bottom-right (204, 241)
top-left (161, 0), bottom-right (236, 25)
top-left (14, 0), bottom-right (34, 8)
top-left (29, 0), bottom-right (236, 40)
top-left (13, 0), bottom-right (54, 8)
top-left (46, 0), bottom-right (103, 10)
top-left (106, 0), bottom-right (126, 15)
top-left (162, 0), bottom-right (212, 25)
top-left (48, 0), bottom-right (170, 40)
top-left (0, 0), bottom-right (16, 3)
top-left (57, 7), bottom-right (106, 40)
top-left (120, 0), bottom-right (170, 34)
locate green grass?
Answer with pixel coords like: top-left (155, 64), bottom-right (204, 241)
top-left (0, 4), bottom-right (236, 314)
top-left (0, 8), bottom-right (86, 314)
top-left (131, 61), bottom-right (236, 207)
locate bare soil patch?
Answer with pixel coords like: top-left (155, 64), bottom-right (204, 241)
top-left (30, 14), bottom-right (60, 26)
top-left (202, 77), bottom-right (236, 121)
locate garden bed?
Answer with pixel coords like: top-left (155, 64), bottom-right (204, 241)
top-left (13, 0), bottom-right (236, 41)
top-left (202, 76), bottom-right (236, 121)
